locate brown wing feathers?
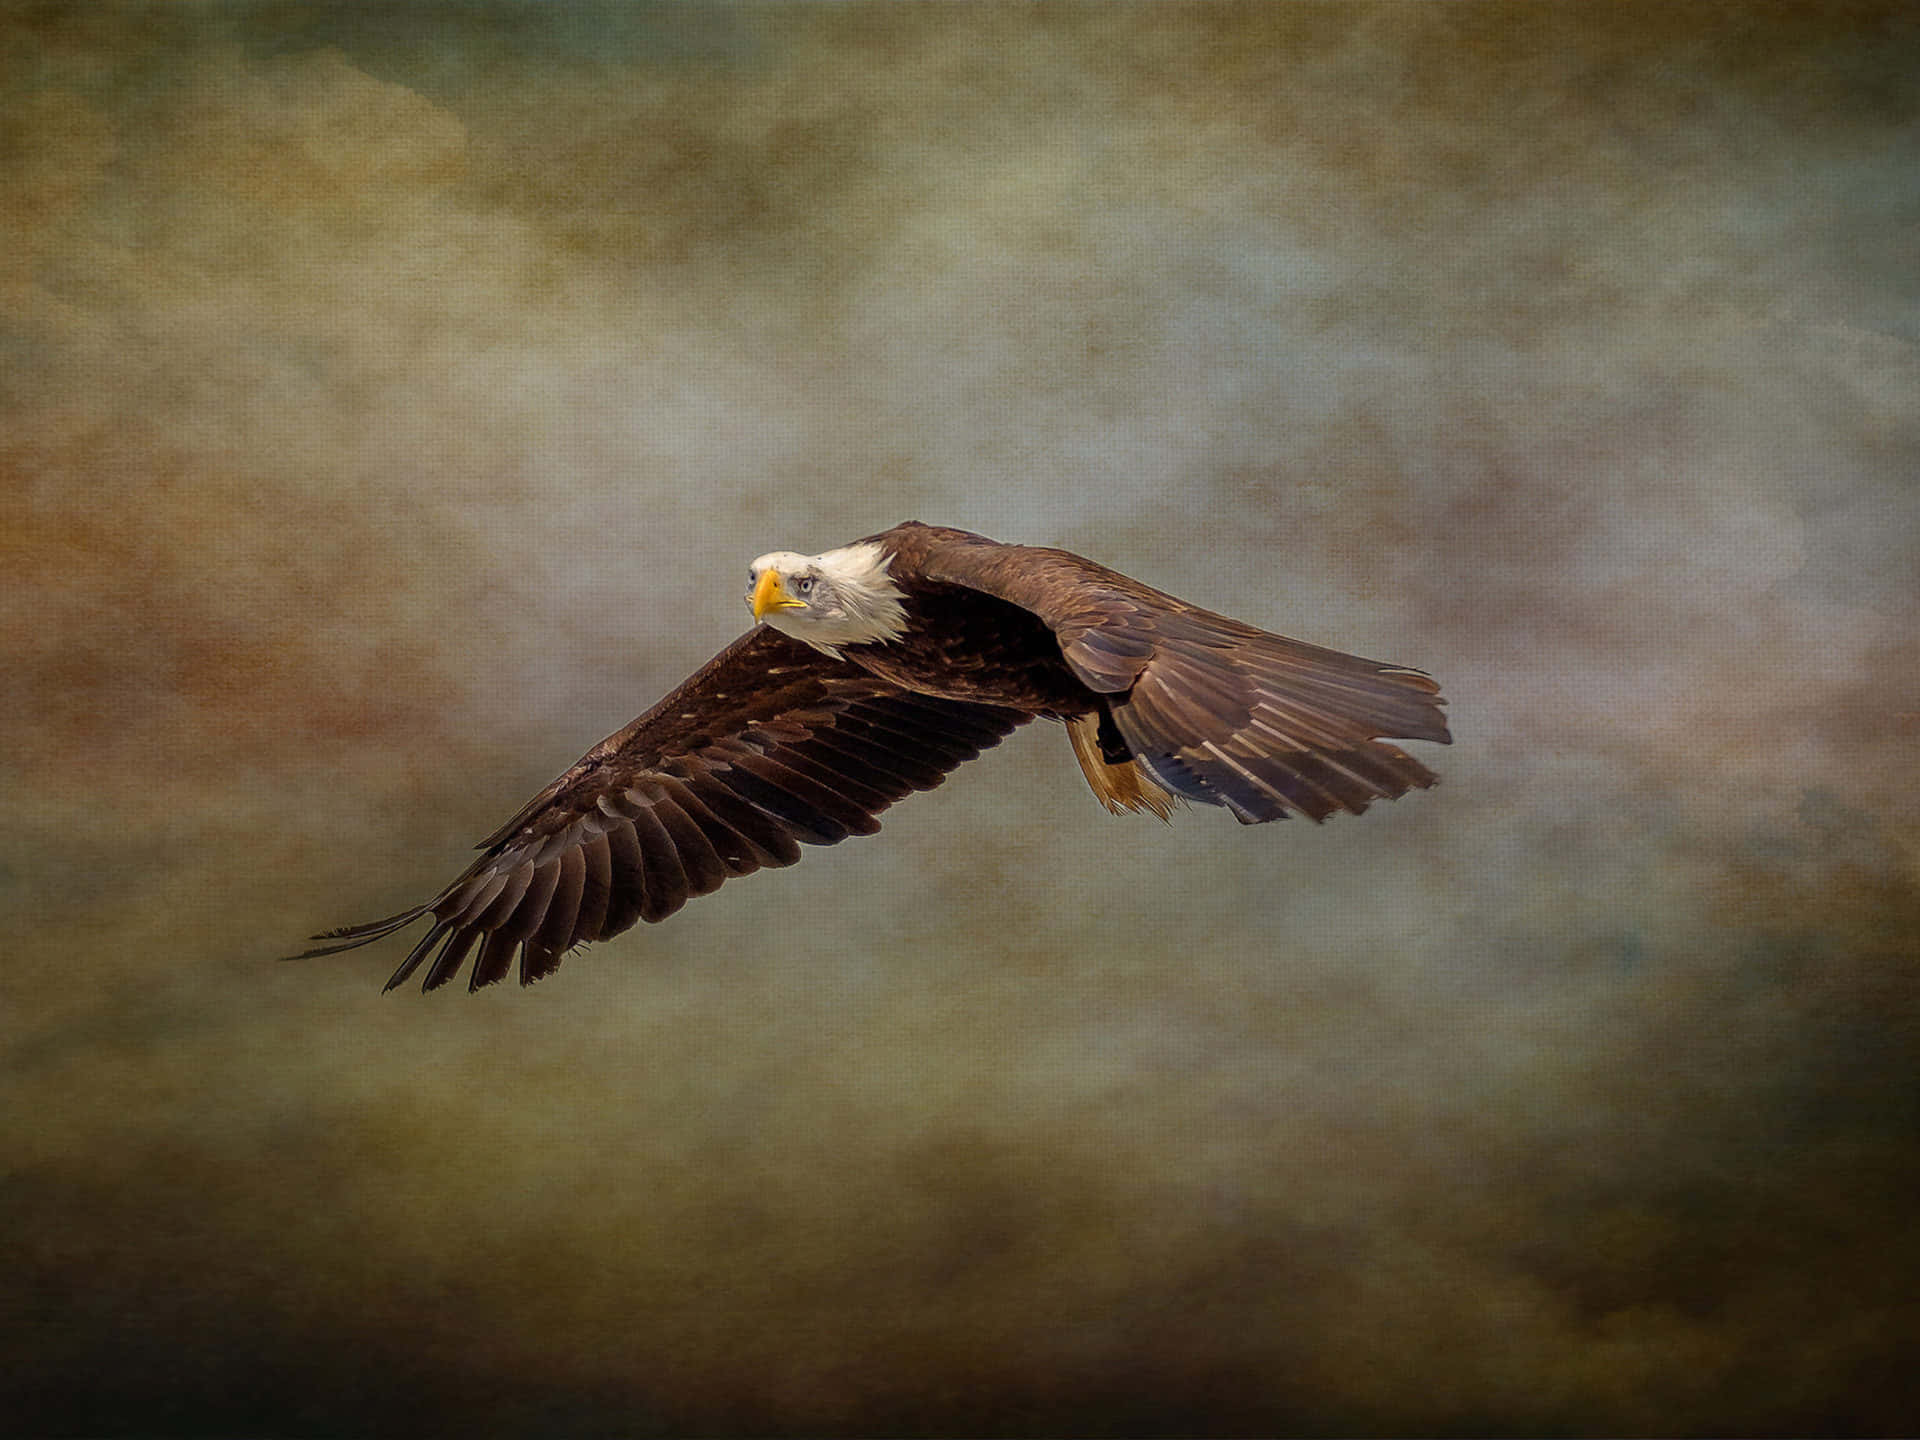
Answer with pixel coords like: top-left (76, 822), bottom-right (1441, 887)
top-left (297, 629), bottom-right (1026, 992)
top-left (1110, 620), bottom-right (1450, 824)
top-left (892, 523), bottom-right (1450, 827)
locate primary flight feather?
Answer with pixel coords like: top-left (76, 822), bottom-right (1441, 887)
top-left (297, 522), bottom-right (1451, 992)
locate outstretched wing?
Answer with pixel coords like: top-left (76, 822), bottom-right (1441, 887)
top-left (296, 627), bottom-right (1028, 992)
top-left (897, 522), bottom-right (1451, 824)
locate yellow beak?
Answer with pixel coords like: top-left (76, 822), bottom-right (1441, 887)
top-left (752, 569), bottom-right (803, 621)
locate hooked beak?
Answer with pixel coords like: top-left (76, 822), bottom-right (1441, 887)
top-left (752, 569), bottom-right (803, 621)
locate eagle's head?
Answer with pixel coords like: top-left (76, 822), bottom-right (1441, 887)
top-left (747, 540), bottom-right (909, 656)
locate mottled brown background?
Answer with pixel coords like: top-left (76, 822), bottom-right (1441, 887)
top-left (4, 4), bottom-right (1917, 1436)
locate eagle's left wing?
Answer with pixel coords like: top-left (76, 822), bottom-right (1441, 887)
top-left (294, 626), bottom-right (1027, 992)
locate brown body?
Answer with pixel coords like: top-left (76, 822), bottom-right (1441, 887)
top-left (299, 522), bottom-right (1450, 991)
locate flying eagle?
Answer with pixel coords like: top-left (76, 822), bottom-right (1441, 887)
top-left (299, 522), bottom-right (1450, 991)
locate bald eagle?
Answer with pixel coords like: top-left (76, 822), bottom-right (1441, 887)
top-left (299, 522), bottom-right (1450, 991)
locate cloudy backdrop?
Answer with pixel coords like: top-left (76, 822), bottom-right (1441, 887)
top-left (5, 4), bottom-right (1917, 1435)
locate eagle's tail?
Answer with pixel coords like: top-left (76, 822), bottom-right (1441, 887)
top-left (1065, 711), bottom-right (1176, 820)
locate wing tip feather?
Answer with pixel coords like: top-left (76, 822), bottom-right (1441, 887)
top-left (285, 905), bottom-right (433, 962)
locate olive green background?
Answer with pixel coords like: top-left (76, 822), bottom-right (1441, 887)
top-left (5, 4), bottom-right (1916, 1434)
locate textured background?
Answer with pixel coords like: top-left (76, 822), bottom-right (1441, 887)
top-left (5, 4), bottom-right (1917, 1435)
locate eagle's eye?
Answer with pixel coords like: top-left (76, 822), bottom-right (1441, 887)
top-left (796, 576), bottom-right (815, 597)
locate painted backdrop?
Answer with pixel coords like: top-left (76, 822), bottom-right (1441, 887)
top-left (6, 5), bottom-right (1916, 1435)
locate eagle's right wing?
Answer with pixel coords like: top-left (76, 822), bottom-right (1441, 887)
top-left (899, 523), bottom-right (1450, 825)
top-left (295, 627), bottom-right (1027, 992)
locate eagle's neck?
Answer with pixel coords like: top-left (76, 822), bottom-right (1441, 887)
top-left (795, 541), bottom-right (910, 656)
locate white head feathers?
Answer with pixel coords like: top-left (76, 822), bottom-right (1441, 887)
top-left (747, 540), bottom-right (909, 656)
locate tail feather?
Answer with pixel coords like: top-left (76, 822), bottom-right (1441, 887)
top-left (1066, 712), bottom-right (1175, 820)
